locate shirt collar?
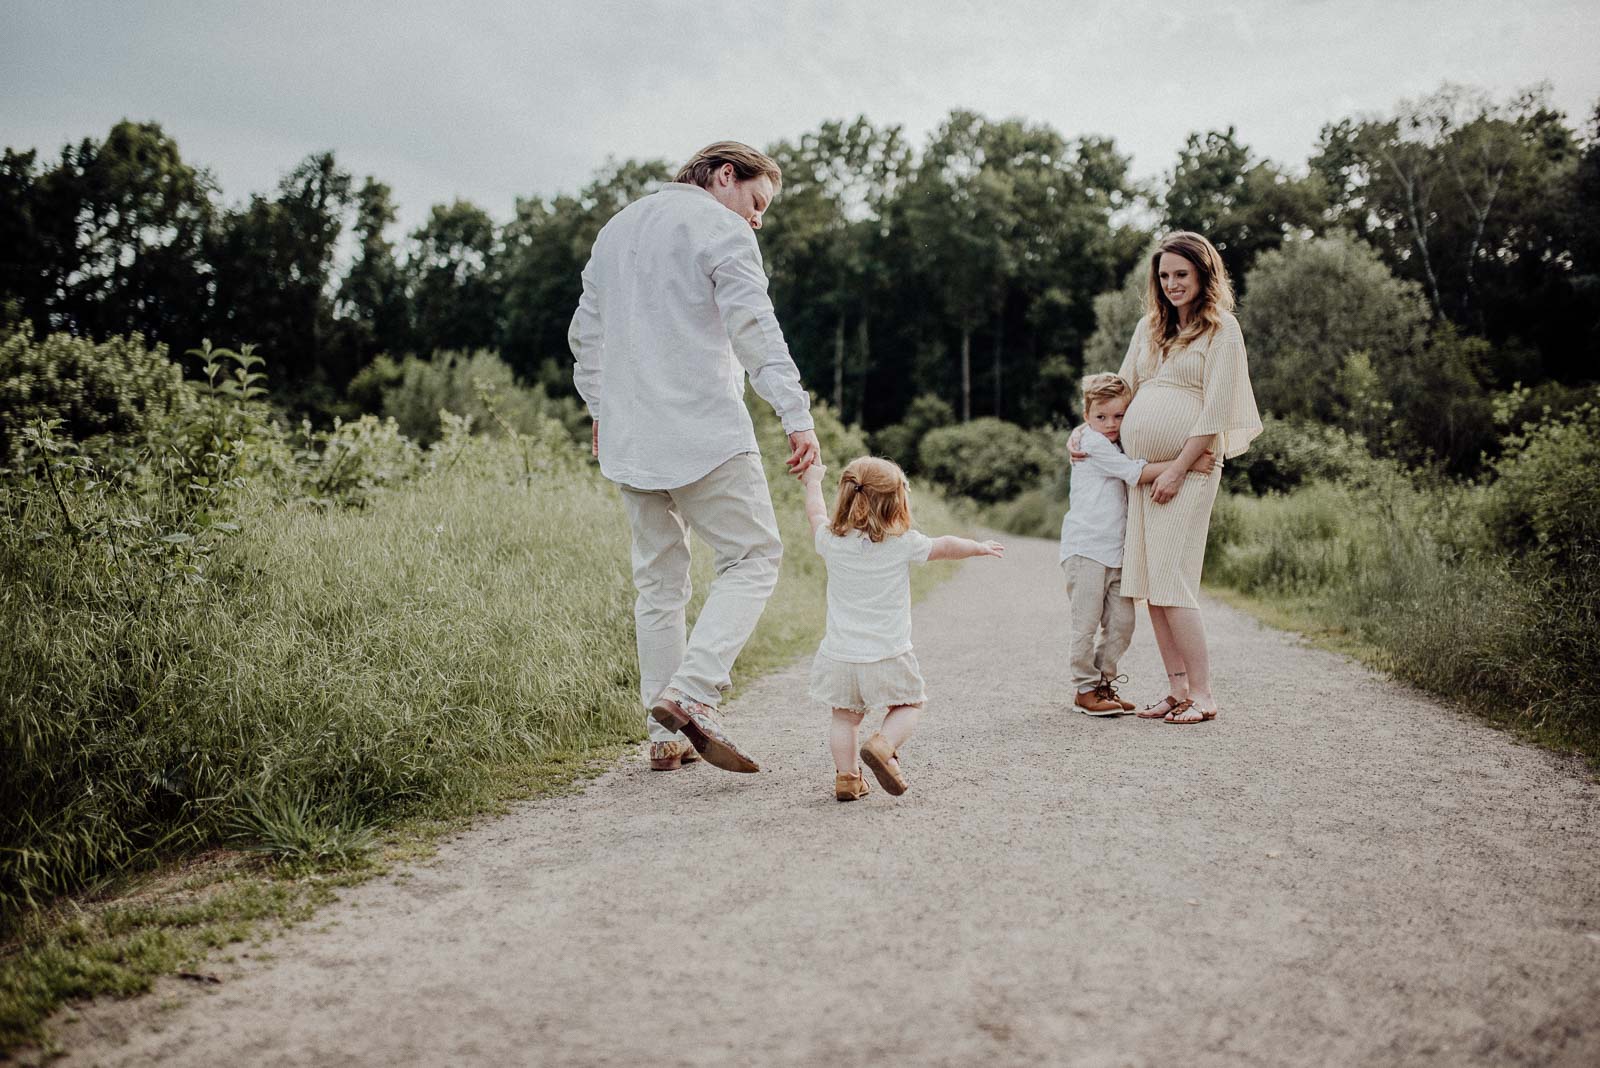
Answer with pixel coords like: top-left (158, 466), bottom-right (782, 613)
top-left (660, 182), bottom-right (716, 201)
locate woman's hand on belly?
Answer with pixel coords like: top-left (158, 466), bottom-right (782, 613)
top-left (1151, 466), bottom-right (1184, 504)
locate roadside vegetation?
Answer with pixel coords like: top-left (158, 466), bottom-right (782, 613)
top-left (0, 327), bottom-right (961, 1048)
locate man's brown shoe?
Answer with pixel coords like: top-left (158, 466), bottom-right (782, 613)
top-left (649, 690), bottom-right (759, 774)
top-left (859, 734), bottom-right (908, 796)
top-left (835, 770), bottom-right (871, 801)
top-left (648, 740), bottom-right (700, 771)
top-left (1074, 689), bottom-right (1124, 716)
top-left (1095, 677), bottom-right (1137, 712)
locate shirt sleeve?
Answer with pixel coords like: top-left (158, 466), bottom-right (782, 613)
top-left (1191, 316), bottom-right (1263, 458)
top-left (567, 247), bottom-right (604, 419)
top-left (903, 530), bottom-right (934, 566)
top-left (705, 219), bottom-right (815, 435)
top-left (813, 525), bottom-right (832, 557)
top-left (1082, 433), bottom-right (1147, 486)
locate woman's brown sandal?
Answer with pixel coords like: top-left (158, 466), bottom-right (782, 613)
top-left (1136, 696), bottom-right (1181, 719)
top-left (1164, 700), bottom-right (1216, 724)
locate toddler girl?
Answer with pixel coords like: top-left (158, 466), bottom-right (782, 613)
top-left (801, 456), bottom-right (1004, 801)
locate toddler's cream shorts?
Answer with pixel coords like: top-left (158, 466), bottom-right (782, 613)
top-left (808, 650), bottom-right (927, 714)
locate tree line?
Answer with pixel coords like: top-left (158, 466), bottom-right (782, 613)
top-left (2, 84), bottom-right (1595, 444)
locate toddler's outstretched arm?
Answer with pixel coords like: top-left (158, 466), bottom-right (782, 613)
top-left (802, 463), bottom-right (829, 536)
top-left (928, 535), bottom-right (1005, 561)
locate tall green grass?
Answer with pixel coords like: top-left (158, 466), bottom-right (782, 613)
top-left (1, 370), bottom-right (965, 931)
top-left (1207, 477), bottom-right (1600, 758)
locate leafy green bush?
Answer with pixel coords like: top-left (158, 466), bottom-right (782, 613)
top-left (918, 417), bottom-right (1053, 504)
top-left (349, 349), bottom-right (585, 446)
top-left (0, 328), bottom-right (194, 462)
top-left (1221, 415), bottom-right (1376, 495)
top-left (1480, 391), bottom-right (1600, 566)
top-left (871, 393), bottom-right (954, 474)
top-left (1240, 234), bottom-right (1428, 423)
top-left (1207, 420), bottom-right (1600, 758)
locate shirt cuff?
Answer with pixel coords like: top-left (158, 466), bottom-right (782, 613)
top-left (780, 412), bottom-right (815, 435)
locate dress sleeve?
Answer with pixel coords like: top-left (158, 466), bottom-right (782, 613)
top-left (1115, 318), bottom-right (1146, 394)
top-left (813, 525), bottom-right (832, 557)
top-left (1191, 317), bottom-right (1263, 458)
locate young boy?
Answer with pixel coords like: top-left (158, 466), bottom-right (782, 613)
top-left (1059, 374), bottom-right (1213, 715)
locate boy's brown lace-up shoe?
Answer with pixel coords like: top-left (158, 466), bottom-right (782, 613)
top-left (859, 734), bottom-right (908, 795)
top-left (648, 740), bottom-right (701, 771)
top-left (1095, 676), bottom-right (1137, 712)
top-left (1074, 688), bottom-right (1124, 716)
top-left (649, 689), bottom-right (759, 774)
top-left (835, 769), bottom-right (871, 801)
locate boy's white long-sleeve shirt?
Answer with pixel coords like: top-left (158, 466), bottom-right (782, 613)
top-left (1058, 429), bottom-right (1146, 568)
top-left (568, 182), bottom-right (814, 490)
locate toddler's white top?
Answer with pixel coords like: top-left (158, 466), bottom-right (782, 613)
top-left (568, 182), bottom-right (814, 490)
top-left (1059, 429), bottom-right (1146, 568)
top-left (814, 527), bottom-right (934, 663)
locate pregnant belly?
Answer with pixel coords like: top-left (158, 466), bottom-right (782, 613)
top-left (1122, 386), bottom-right (1203, 463)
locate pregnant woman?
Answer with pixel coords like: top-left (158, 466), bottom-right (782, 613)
top-left (1117, 231), bottom-right (1261, 724)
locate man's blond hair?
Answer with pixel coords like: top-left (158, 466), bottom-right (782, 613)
top-left (1081, 372), bottom-right (1133, 415)
top-left (674, 141), bottom-right (783, 192)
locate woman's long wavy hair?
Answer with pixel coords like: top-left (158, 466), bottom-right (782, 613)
top-left (829, 456), bottom-right (912, 543)
top-left (1144, 231), bottom-right (1235, 360)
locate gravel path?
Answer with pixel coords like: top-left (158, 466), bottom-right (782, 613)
top-left (47, 533), bottom-right (1600, 1067)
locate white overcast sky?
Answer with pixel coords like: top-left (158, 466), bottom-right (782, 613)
top-left (4, 0), bottom-right (1597, 235)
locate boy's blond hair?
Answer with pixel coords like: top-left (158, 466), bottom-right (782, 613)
top-left (1081, 372), bottom-right (1133, 416)
top-left (829, 456), bottom-right (912, 543)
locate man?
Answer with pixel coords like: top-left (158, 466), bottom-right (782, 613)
top-left (569, 141), bottom-right (820, 774)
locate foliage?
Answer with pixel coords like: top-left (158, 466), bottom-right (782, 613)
top-left (871, 393), bottom-right (954, 473)
top-left (1240, 234), bottom-right (1430, 423)
top-left (918, 417), bottom-right (1052, 504)
top-left (1208, 473), bottom-right (1599, 758)
top-left (0, 327), bottom-right (194, 461)
top-left (1164, 126), bottom-right (1327, 287)
top-left (1313, 84), bottom-right (1593, 380)
top-left (349, 349), bottom-right (585, 447)
top-left (1219, 415), bottom-right (1379, 495)
top-left (1081, 265), bottom-right (1146, 376)
top-left (1479, 389), bottom-right (1600, 566)
top-left (2, 89), bottom-right (1592, 436)
top-left (0, 333), bottom-right (964, 947)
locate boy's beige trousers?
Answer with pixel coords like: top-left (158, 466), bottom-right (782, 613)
top-left (1061, 555), bottom-right (1135, 694)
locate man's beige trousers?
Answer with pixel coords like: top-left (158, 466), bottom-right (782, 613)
top-left (618, 453), bottom-right (784, 743)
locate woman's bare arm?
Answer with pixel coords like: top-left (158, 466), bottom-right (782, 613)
top-left (1137, 449), bottom-right (1214, 484)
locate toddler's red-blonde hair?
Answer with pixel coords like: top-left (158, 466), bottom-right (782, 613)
top-left (829, 456), bottom-right (912, 543)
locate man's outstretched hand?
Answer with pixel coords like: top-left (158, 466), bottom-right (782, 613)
top-left (786, 429), bottom-right (821, 478)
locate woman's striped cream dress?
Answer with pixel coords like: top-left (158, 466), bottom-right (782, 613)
top-left (1116, 311), bottom-right (1262, 609)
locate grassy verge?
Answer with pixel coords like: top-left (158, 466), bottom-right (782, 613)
top-left (1205, 485), bottom-right (1600, 767)
top-left (1, 401), bottom-right (969, 1052)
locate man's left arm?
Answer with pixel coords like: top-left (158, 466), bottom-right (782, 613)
top-left (708, 222), bottom-right (818, 473)
top-left (569, 253), bottom-right (605, 454)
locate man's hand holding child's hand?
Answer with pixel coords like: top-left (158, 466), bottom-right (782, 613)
top-left (802, 462), bottom-right (827, 487)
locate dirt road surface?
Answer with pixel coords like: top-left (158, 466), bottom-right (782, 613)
top-left (43, 534), bottom-right (1600, 1066)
